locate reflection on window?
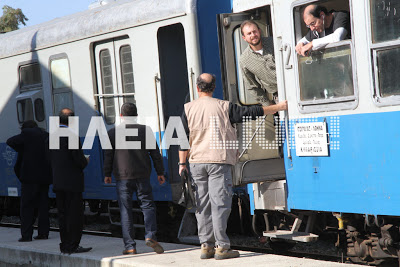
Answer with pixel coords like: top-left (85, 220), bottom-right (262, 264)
top-left (100, 49), bottom-right (116, 124)
top-left (34, 98), bottom-right (45, 122)
top-left (377, 47), bottom-right (400, 97)
top-left (20, 64), bottom-right (41, 89)
top-left (17, 99), bottom-right (34, 123)
top-left (370, 0), bottom-right (400, 43)
top-left (298, 45), bottom-right (354, 101)
top-left (120, 45), bottom-right (135, 104)
top-left (53, 92), bottom-right (73, 115)
top-left (50, 56), bottom-right (73, 115)
top-left (51, 58), bottom-right (71, 89)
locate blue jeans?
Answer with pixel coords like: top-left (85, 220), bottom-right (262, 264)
top-left (116, 178), bottom-right (157, 250)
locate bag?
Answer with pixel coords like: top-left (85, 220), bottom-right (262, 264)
top-left (178, 169), bottom-right (196, 209)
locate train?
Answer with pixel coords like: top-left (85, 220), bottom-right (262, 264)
top-left (0, 0), bottom-right (400, 265)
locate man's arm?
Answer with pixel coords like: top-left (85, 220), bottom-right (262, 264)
top-left (148, 136), bottom-right (165, 176)
top-left (179, 150), bottom-right (189, 176)
top-left (6, 133), bottom-right (24, 152)
top-left (310, 27), bottom-right (348, 50)
top-left (178, 109), bottom-right (190, 175)
top-left (228, 101), bottom-right (288, 124)
top-left (241, 65), bottom-right (271, 106)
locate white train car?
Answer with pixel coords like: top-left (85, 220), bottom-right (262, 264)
top-left (0, 0), bottom-right (232, 229)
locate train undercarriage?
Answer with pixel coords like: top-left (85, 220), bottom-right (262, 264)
top-left (252, 210), bottom-right (400, 265)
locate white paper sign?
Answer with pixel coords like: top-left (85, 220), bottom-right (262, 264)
top-left (295, 122), bottom-right (328, 156)
top-left (8, 187), bottom-right (18, 197)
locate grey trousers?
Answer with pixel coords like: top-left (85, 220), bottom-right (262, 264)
top-left (190, 163), bottom-right (233, 249)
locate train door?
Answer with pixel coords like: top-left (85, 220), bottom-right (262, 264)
top-left (16, 62), bottom-right (47, 129)
top-left (94, 36), bottom-right (135, 129)
top-left (157, 23), bottom-right (190, 185)
top-left (217, 7), bottom-right (286, 186)
top-left (94, 36), bottom-right (136, 185)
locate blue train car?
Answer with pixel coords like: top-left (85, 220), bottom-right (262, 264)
top-left (217, 0), bottom-right (400, 264)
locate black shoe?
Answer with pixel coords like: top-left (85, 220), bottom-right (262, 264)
top-left (72, 246), bottom-right (92, 253)
top-left (18, 237), bottom-right (32, 242)
top-left (34, 235), bottom-right (48, 240)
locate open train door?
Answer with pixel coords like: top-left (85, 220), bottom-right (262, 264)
top-left (217, 10), bottom-right (286, 188)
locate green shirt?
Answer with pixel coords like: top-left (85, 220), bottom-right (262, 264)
top-left (239, 37), bottom-right (277, 106)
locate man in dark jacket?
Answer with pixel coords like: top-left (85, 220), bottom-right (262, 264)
top-left (50, 108), bottom-right (91, 254)
top-left (7, 120), bottom-right (52, 242)
top-left (104, 102), bottom-right (166, 255)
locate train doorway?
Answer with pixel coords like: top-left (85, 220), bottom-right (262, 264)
top-left (217, 9), bottom-right (286, 185)
top-left (157, 23), bottom-right (190, 185)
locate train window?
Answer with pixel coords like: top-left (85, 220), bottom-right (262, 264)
top-left (298, 44), bottom-right (354, 101)
top-left (375, 48), bottom-right (400, 97)
top-left (50, 57), bottom-right (74, 114)
top-left (369, 0), bottom-right (400, 103)
top-left (370, 0), bottom-right (400, 43)
top-left (19, 63), bottom-right (41, 90)
top-left (53, 92), bottom-right (73, 115)
top-left (119, 45), bottom-right (136, 104)
top-left (100, 49), bottom-right (116, 124)
top-left (293, 0), bottom-right (356, 112)
top-left (51, 58), bottom-right (71, 89)
top-left (34, 98), bottom-right (45, 122)
top-left (17, 99), bottom-right (34, 123)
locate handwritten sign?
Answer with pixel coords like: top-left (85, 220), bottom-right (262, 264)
top-left (295, 122), bottom-right (328, 156)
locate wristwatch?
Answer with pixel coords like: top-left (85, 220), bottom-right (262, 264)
top-left (178, 162), bottom-right (186, 166)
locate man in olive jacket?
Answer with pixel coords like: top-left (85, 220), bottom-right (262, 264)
top-left (104, 102), bottom-right (166, 255)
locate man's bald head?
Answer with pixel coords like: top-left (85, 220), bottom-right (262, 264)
top-left (197, 73), bottom-right (216, 93)
top-left (303, 4), bottom-right (327, 19)
top-left (59, 108), bottom-right (75, 126)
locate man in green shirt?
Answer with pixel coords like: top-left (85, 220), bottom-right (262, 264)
top-left (240, 20), bottom-right (277, 106)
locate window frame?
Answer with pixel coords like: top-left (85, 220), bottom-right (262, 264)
top-left (34, 98), bottom-right (45, 122)
top-left (16, 99), bottom-right (34, 123)
top-left (49, 54), bottom-right (74, 115)
top-left (18, 61), bottom-right (42, 92)
top-left (367, 0), bottom-right (400, 106)
top-left (291, 0), bottom-right (358, 113)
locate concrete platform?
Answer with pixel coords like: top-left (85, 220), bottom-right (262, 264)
top-left (0, 227), bottom-right (359, 267)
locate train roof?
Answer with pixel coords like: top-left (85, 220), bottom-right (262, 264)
top-left (0, 0), bottom-right (196, 59)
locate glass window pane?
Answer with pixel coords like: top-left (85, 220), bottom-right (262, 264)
top-left (370, 0), bottom-right (400, 43)
top-left (20, 64), bottom-right (41, 88)
top-left (51, 58), bottom-right (71, 89)
top-left (17, 99), bottom-right (34, 123)
top-left (34, 98), bottom-right (45, 122)
top-left (100, 49), bottom-right (114, 94)
top-left (377, 47), bottom-right (400, 97)
top-left (103, 97), bottom-right (116, 124)
top-left (298, 45), bottom-right (354, 101)
top-left (100, 49), bottom-right (116, 124)
top-left (53, 92), bottom-right (73, 115)
top-left (120, 45), bottom-right (136, 104)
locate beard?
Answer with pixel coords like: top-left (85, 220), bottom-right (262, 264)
top-left (251, 37), bottom-right (261, 46)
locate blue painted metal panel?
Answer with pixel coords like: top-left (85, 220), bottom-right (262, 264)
top-left (196, 0), bottom-right (232, 100)
top-left (285, 112), bottom-right (400, 216)
top-left (247, 183), bottom-right (255, 215)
